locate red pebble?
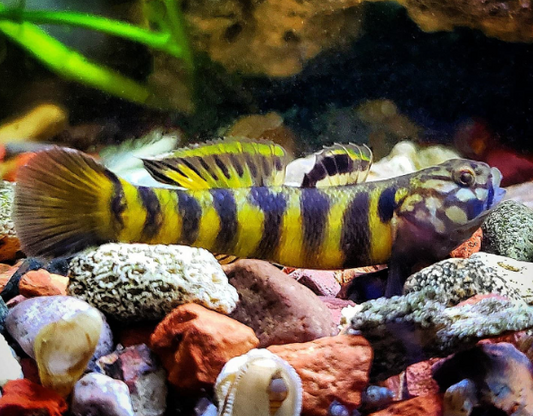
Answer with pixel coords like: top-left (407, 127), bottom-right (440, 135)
top-left (0, 379), bottom-right (68, 416)
top-left (450, 228), bottom-right (482, 258)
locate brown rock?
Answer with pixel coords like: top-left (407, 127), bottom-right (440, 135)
top-left (405, 359), bottom-right (441, 398)
top-left (268, 334), bottom-right (372, 416)
top-left (184, 0), bottom-right (364, 77)
top-left (450, 228), bottom-right (482, 258)
top-left (19, 270), bottom-right (67, 297)
top-left (224, 260), bottom-right (337, 347)
top-left (116, 323), bottom-right (158, 348)
top-left (290, 269), bottom-right (341, 297)
top-left (0, 103), bottom-right (68, 143)
top-left (319, 297), bottom-right (355, 328)
top-left (367, 394), bottom-right (443, 415)
top-left (225, 112), bottom-right (298, 156)
top-left (150, 303), bottom-right (259, 391)
top-left (386, 0), bottom-right (533, 42)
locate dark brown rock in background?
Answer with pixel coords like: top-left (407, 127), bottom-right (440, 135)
top-left (224, 260), bottom-right (337, 347)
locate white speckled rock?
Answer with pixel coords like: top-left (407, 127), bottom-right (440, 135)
top-left (404, 253), bottom-right (528, 306)
top-left (367, 140), bottom-right (460, 182)
top-left (5, 296), bottom-right (113, 368)
top-left (470, 253), bottom-right (533, 304)
top-left (71, 373), bottom-right (134, 416)
top-left (67, 243), bottom-right (239, 321)
top-left (0, 333), bottom-right (23, 387)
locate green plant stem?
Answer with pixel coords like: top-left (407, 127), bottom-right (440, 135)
top-left (0, 7), bottom-right (169, 108)
top-left (0, 8), bottom-right (184, 59)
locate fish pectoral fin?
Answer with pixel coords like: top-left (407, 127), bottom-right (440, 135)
top-left (214, 253), bottom-right (240, 265)
top-left (284, 143), bottom-right (373, 188)
top-left (142, 137), bottom-right (291, 189)
top-left (385, 259), bottom-right (412, 297)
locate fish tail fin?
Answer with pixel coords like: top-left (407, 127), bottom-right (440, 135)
top-left (14, 147), bottom-right (119, 258)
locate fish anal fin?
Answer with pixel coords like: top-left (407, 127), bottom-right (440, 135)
top-left (284, 143), bottom-right (373, 188)
top-left (142, 138), bottom-right (291, 189)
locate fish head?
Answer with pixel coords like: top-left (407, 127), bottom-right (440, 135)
top-left (395, 158), bottom-right (505, 258)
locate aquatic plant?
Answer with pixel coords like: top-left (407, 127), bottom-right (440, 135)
top-left (0, 0), bottom-right (193, 110)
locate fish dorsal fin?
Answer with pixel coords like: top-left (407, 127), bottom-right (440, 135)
top-left (142, 138), bottom-right (291, 189)
top-left (284, 143), bottom-right (373, 187)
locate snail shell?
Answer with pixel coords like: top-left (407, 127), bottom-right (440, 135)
top-left (215, 349), bottom-right (302, 416)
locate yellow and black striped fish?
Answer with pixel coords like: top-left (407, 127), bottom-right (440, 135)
top-left (13, 139), bottom-right (505, 296)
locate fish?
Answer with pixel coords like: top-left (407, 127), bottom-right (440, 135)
top-left (12, 139), bottom-right (506, 296)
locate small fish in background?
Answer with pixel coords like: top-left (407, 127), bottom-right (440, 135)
top-left (454, 118), bottom-right (533, 187)
top-left (13, 138), bottom-right (505, 296)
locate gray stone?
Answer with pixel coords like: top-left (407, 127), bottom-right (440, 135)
top-left (343, 289), bottom-right (533, 381)
top-left (68, 243), bottom-right (238, 321)
top-left (71, 372), bottom-right (135, 416)
top-left (0, 297), bottom-right (7, 333)
top-left (482, 200), bottom-right (533, 261)
top-left (97, 344), bottom-right (167, 416)
top-left (5, 295), bottom-right (113, 370)
top-left (404, 253), bottom-right (525, 306)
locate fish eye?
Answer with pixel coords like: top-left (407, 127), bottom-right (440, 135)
top-left (454, 167), bottom-right (476, 187)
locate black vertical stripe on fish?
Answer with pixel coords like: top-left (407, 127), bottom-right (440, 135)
top-left (104, 170), bottom-right (126, 230)
top-left (214, 155), bottom-right (231, 179)
top-left (229, 154), bottom-right (244, 176)
top-left (211, 189), bottom-right (238, 253)
top-left (334, 154), bottom-right (351, 173)
top-left (341, 192), bottom-right (371, 267)
top-left (301, 188), bottom-right (330, 260)
top-left (181, 159), bottom-right (202, 177)
top-left (322, 156), bottom-right (338, 175)
top-left (302, 163), bottom-right (327, 187)
top-left (138, 187), bottom-right (163, 239)
top-left (176, 191), bottom-right (201, 245)
top-left (377, 187), bottom-right (397, 223)
top-left (249, 187), bottom-right (287, 259)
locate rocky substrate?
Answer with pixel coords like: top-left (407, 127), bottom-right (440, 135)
top-left (2, 145), bottom-right (533, 415)
top-left (0, 200), bottom-right (532, 416)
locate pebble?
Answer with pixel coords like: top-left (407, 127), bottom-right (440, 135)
top-left (0, 296), bottom-right (6, 332)
top-left (150, 303), bottom-right (259, 392)
top-left (19, 269), bottom-right (68, 297)
top-left (34, 308), bottom-right (103, 396)
top-left (68, 243), bottom-right (239, 321)
top-left (97, 344), bottom-right (167, 416)
top-left (366, 394), bottom-right (443, 416)
top-left (5, 295), bottom-right (113, 370)
top-left (268, 335), bottom-right (372, 416)
top-left (0, 181), bottom-right (19, 262)
top-left (482, 200), bottom-right (533, 261)
top-left (71, 373), bottom-right (135, 416)
top-left (344, 290), bottom-right (533, 381)
top-left (289, 269), bottom-right (341, 297)
top-left (449, 228), bottom-right (482, 258)
top-left (434, 342), bottom-right (533, 415)
top-left (0, 333), bottom-right (23, 387)
top-left (0, 378), bottom-right (68, 416)
top-left (224, 260), bottom-right (337, 347)
top-left (404, 253), bottom-right (527, 306)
